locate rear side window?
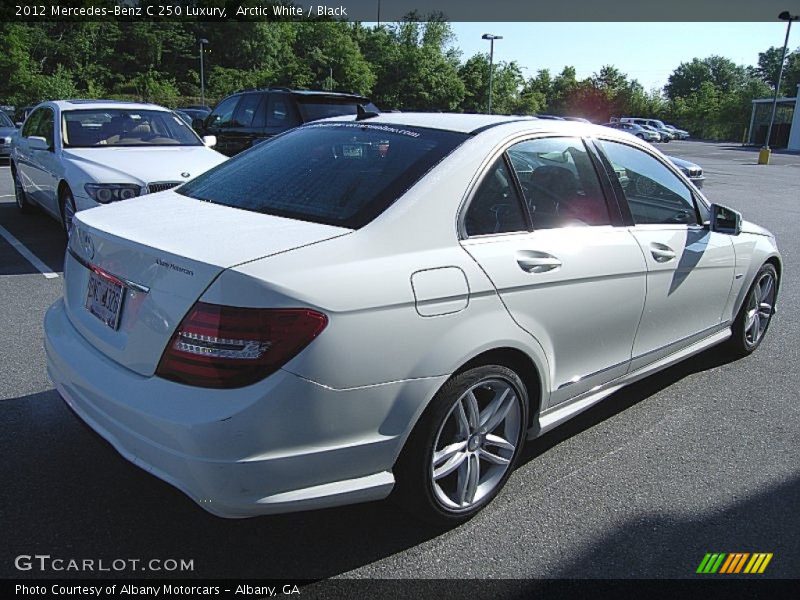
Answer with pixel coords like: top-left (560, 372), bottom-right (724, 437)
top-left (267, 96), bottom-right (300, 128)
top-left (464, 157), bottom-right (527, 237)
top-left (177, 122), bottom-right (468, 229)
top-left (21, 108), bottom-right (44, 138)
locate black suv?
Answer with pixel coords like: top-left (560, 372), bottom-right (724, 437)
top-left (201, 88), bottom-right (379, 156)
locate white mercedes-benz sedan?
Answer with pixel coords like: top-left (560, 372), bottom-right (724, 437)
top-left (11, 100), bottom-right (226, 234)
top-left (44, 113), bottom-right (781, 524)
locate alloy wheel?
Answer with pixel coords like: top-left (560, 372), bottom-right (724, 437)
top-left (744, 271), bottom-right (776, 348)
top-left (430, 378), bottom-right (522, 511)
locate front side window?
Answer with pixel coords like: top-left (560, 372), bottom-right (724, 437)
top-left (597, 139), bottom-right (698, 226)
top-left (508, 137), bottom-right (610, 228)
top-left (206, 96), bottom-right (240, 129)
top-left (464, 157), bottom-right (527, 237)
top-left (61, 109), bottom-right (202, 147)
top-left (178, 122), bottom-right (468, 229)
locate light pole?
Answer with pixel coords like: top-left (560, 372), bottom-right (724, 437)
top-left (482, 33), bottom-right (503, 114)
top-left (199, 38), bottom-right (209, 108)
top-left (759, 11), bottom-right (799, 164)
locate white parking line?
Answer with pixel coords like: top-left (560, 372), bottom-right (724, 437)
top-left (0, 224), bottom-right (59, 279)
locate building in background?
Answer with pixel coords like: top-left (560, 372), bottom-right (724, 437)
top-left (748, 84), bottom-right (800, 151)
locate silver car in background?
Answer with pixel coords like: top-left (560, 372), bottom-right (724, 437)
top-left (46, 114), bottom-right (781, 525)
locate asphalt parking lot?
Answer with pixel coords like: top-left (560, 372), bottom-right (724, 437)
top-left (0, 141), bottom-right (798, 583)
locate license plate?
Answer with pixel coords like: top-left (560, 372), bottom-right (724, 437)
top-left (85, 270), bottom-right (125, 330)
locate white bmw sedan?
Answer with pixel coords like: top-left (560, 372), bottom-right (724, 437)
top-left (11, 100), bottom-right (226, 234)
top-left (45, 114), bottom-right (781, 524)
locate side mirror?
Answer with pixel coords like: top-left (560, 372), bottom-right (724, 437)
top-left (710, 203), bottom-right (742, 236)
top-left (202, 135), bottom-right (217, 148)
top-left (27, 136), bottom-right (50, 151)
top-left (15, 122), bottom-right (22, 128)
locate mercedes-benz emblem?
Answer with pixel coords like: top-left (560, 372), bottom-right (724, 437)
top-left (79, 230), bottom-right (95, 260)
top-left (181, 172), bottom-right (191, 178)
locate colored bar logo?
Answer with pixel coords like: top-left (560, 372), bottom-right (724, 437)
top-left (696, 552), bottom-right (773, 574)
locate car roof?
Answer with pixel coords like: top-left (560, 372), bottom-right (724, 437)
top-left (49, 99), bottom-right (170, 112)
top-left (323, 112), bottom-right (539, 133)
top-left (322, 111), bottom-right (636, 137)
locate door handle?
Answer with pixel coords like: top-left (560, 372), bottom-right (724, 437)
top-left (650, 244), bottom-right (676, 263)
top-left (516, 252), bottom-right (562, 273)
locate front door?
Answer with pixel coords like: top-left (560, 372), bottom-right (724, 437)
top-left (593, 138), bottom-right (735, 369)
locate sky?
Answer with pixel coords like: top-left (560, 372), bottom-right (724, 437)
top-left (443, 22), bottom-right (800, 93)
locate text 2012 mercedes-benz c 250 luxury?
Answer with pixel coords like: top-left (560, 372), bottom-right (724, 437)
top-left (45, 113), bottom-right (781, 524)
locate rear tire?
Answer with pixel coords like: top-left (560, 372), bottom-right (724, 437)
top-left (12, 164), bottom-right (33, 214)
top-left (392, 365), bottom-right (528, 526)
top-left (59, 185), bottom-right (77, 237)
top-left (726, 263), bottom-right (778, 357)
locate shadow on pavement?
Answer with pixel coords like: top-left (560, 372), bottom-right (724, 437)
top-left (0, 348), bottom-right (747, 581)
top-left (520, 346), bottom-right (739, 467)
top-left (0, 201), bottom-right (66, 275)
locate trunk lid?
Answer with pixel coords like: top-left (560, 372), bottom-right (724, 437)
top-left (64, 192), bottom-right (351, 376)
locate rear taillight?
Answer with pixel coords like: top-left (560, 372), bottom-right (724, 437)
top-left (155, 302), bottom-right (327, 389)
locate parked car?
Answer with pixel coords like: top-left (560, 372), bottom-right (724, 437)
top-left (175, 107), bottom-right (211, 131)
top-left (201, 87), bottom-right (379, 156)
top-left (641, 124), bottom-right (668, 142)
top-left (174, 110), bottom-right (193, 127)
top-left (45, 113), bottom-right (780, 524)
top-left (183, 104), bottom-right (212, 112)
top-left (620, 117), bottom-right (674, 142)
top-left (664, 123), bottom-right (690, 140)
top-left (602, 121), bottom-right (660, 142)
top-left (0, 110), bottom-right (18, 159)
top-left (11, 100), bottom-right (227, 234)
top-left (667, 155), bottom-right (705, 188)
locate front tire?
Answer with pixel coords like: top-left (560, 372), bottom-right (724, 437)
top-left (727, 263), bottom-right (778, 357)
top-left (393, 365), bottom-right (528, 526)
top-left (59, 185), bottom-right (77, 237)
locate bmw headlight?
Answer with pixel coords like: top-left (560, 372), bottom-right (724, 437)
top-left (84, 183), bottom-right (142, 203)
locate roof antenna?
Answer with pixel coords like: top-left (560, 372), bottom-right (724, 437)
top-left (356, 104), bottom-right (379, 121)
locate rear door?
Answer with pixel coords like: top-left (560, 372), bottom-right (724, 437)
top-left (461, 136), bottom-right (647, 407)
top-left (593, 138), bottom-right (735, 369)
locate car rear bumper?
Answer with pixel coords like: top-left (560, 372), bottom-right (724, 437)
top-left (45, 298), bottom-right (446, 518)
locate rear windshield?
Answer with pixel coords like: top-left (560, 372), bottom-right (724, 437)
top-left (296, 99), bottom-right (380, 122)
top-left (177, 122), bottom-right (468, 228)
